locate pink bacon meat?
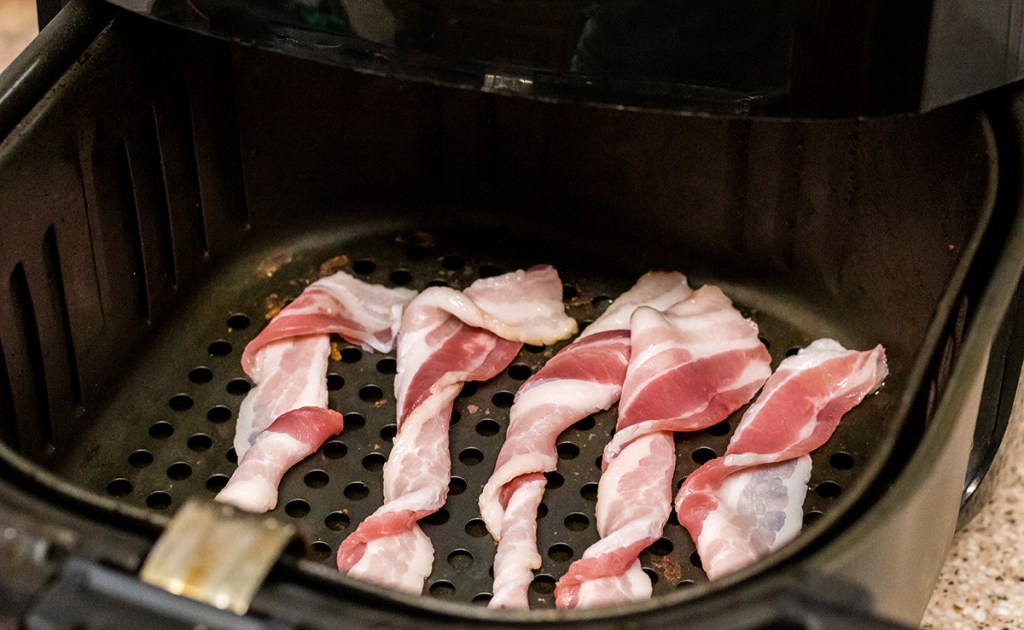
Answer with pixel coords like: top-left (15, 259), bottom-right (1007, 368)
top-left (337, 266), bottom-right (576, 594)
top-left (555, 285), bottom-right (772, 608)
top-left (216, 406), bottom-right (345, 512)
top-left (232, 270), bottom-right (417, 458)
top-left (219, 270), bottom-right (416, 513)
top-left (675, 339), bottom-right (887, 580)
top-left (478, 272), bottom-right (692, 609)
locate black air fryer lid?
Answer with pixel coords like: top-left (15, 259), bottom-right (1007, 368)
top-left (107, 0), bottom-right (1024, 117)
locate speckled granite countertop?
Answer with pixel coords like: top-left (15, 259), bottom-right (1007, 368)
top-left (921, 372), bottom-right (1024, 629)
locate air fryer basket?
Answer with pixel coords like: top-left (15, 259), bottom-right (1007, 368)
top-left (2, 3), bottom-right (1023, 628)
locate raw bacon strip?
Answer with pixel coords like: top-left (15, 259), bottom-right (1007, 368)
top-left (233, 271), bottom-right (416, 458)
top-left (216, 406), bottom-right (345, 512)
top-left (479, 271), bottom-right (692, 609)
top-left (675, 339), bottom-right (887, 580)
top-left (690, 456), bottom-right (811, 580)
top-left (241, 271), bottom-right (418, 370)
top-left (556, 286), bottom-right (772, 608)
top-left (234, 335), bottom-right (331, 460)
top-left (570, 431), bottom-right (675, 607)
top-left (337, 266), bottom-right (576, 593)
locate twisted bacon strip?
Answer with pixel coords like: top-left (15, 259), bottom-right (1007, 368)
top-left (234, 271), bottom-right (417, 458)
top-left (555, 285), bottom-right (772, 608)
top-left (337, 266), bottom-right (576, 593)
top-left (675, 339), bottom-right (887, 580)
top-left (216, 405), bottom-right (345, 512)
top-left (218, 271), bottom-right (416, 513)
top-left (479, 272), bottom-right (692, 609)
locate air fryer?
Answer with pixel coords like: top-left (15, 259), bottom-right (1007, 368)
top-left (2, 1), bottom-right (1024, 628)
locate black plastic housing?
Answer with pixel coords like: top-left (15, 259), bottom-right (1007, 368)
top-left (88, 0), bottom-right (1024, 117)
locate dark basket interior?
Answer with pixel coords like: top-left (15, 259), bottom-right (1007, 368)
top-left (0, 8), bottom-right (999, 615)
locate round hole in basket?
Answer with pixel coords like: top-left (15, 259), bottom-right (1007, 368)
top-left (344, 482), bottom-right (369, 500)
top-left (323, 441), bottom-right (347, 459)
top-left (390, 270), bottom-right (413, 285)
top-left (128, 450), bottom-right (153, 468)
top-left (447, 549), bottom-right (474, 572)
top-left (423, 508), bottom-right (450, 526)
top-left (474, 419), bottom-right (500, 437)
top-left (166, 462), bottom-right (192, 481)
top-left (531, 575), bottom-right (556, 594)
top-left (647, 538), bottom-right (674, 556)
top-left (226, 379), bottom-right (251, 395)
top-left (707, 421), bottom-right (731, 437)
top-left (557, 442), bottom-right (580, 460)
top-left (458, 448), bottom-right (484, 465)
top-left (449, 477), bottom-right (467, 495)
top-left (359, 385), bottom-right (383, 402)
top-left (207, 406), bottom-right (232, 423)
top-left (507, 363), bottom-right (532, 380)
top-left (341, 347), bottom-right (363, 363)
top-left (816, 481), bottom-right (843, 499)
top-left (830, 452), bottom-right (856, 470)
top-left (187, 434), bottom-right (212, 452)
top-left (146, 491), bottom-right (172, 510)
top-left (491, 391), bottom-right (514, 408)
top-left (207, 340), bottom-right (232, 356)
top-left (285, 499), bottom-right (311, 518)
top-left (691, 447), bottom-right (717, 465)
top-left (206, 474), bottom-right (228, 492)
top-left (564, 513), bottom-right (590, 531)
top-left (308, 541), bottom-right (332, 561)
top-left (226, 314), bottom-right (250, 330)
top-left (149, 422), bottom-right (174, 439)
top-left (344, 413), bottom-right (366, 430)
top-left (547, 543), bottom-right (573, 562)
top-left (106, 479), bottom-right (132, 497)
top-left (471, 593), bottom-right (492, 605)
top-left (429, 580), bottom-right (456, 599)
top-left (304, 470), bottom-right (329, 489)
top-left (353, 259), bottom-right (376, 274)
top-left (643, 568), bottom-right (659, 585)
top-left (464, 519), bottom-right (488, 538)
top-left (325, 511), bottom-right (351, 531)
top-left (362, 453), bottom-right (386, 472)
top-left (573, 416), bottom-right (595, 431)
top-left (188, 367), bottom-right (214, 384)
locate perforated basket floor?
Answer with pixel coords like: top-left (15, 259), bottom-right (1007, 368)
top-left (52, 229), bottom-right (889, 608)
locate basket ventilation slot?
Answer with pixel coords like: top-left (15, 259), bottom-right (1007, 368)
top-left (42, 226), bottom-right (83, 411)
top-left (6, 263), bottom-right (54, 457)
top-left (113, 139), bottom-right (151, 323)
top-left (0, 340), bottom-right (19, 451)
